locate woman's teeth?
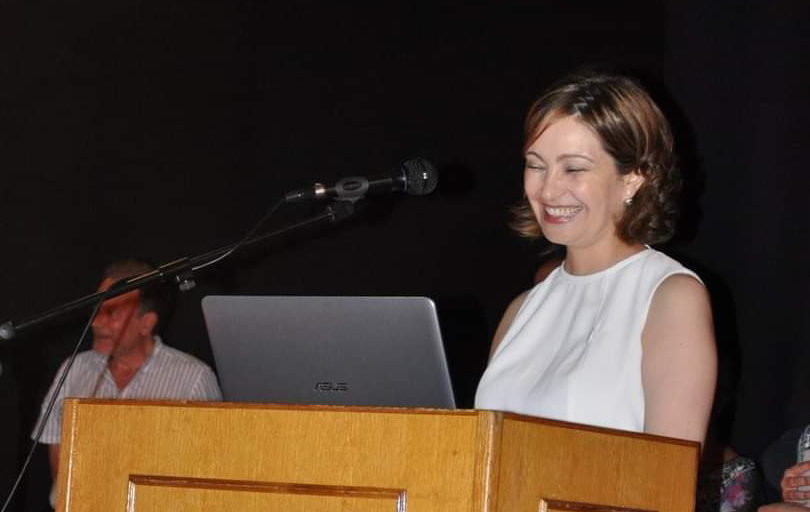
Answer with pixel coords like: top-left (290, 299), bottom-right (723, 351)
top-left (545, 206), bottom-right (582, 217)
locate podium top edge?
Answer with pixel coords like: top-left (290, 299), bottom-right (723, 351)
top-left (63, 398), bottom-right (700, 448)
top-left (64, 398), bottom-right (479, 417)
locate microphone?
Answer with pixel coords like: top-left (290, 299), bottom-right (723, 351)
top-left (284, 157), bottom-right (438, 203)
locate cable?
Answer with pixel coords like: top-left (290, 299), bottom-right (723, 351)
top-left (1, 298), bottom-right (103, 512)
top-left (192, 197), bottom-right (285, 273)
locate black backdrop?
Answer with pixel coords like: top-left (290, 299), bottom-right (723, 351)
top-left (1, 2), bottom-right (809, 510)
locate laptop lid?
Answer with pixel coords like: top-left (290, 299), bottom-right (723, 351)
top-left (202, 295), bottom-right (456, 409)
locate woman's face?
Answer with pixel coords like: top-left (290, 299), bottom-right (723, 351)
top-left (524, 115), bottom-right (641, 252)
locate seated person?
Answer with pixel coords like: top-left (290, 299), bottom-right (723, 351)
top-left (763, 428), bottom-right (806, 502)
top-left (30, 259), bottom-right (222, 507)
top-left (756, 428), bottom-right (810, 512)
top-left (698, 391), bottom-right (763, 512)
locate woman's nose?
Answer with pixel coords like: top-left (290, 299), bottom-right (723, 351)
top-left (540, 169), bottom-right (564, 202)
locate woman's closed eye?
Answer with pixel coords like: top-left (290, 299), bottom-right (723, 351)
top-left (525, 163), bottom-right (547, 171)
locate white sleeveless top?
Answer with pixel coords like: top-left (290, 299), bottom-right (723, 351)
top-left (474, 248), bottom-right (699, 432)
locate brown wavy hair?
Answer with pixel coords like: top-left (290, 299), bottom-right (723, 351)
top-left (512, 69), bottom-right (681, 245)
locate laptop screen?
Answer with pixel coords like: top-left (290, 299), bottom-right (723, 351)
top-left (202, 295), bottom-right (456, 409)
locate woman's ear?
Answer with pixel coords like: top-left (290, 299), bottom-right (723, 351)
top-left (623, 171), bottom-right (646, 201)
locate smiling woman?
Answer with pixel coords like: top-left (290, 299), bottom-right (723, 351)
top-left (522, 116), bottom-right (643, 262)
top-left (514, 70), bottom-right (681, 257)
top-left (475, 69), bottom-right (717, 447)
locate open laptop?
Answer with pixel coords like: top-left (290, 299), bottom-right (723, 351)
top-left (202, 295), bottom-right (456, 409)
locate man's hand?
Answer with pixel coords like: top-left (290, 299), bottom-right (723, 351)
top-left (782, 461), bottom-right (810, 502)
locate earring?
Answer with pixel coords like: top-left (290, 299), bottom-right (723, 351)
top-left (623, 197), bottom-right (634, 206)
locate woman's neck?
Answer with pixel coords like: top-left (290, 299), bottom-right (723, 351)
top-left (564, 241), bottom-right (646, 275)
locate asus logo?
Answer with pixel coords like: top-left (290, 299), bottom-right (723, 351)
top-left (314, 381), bottom-right (349, 392)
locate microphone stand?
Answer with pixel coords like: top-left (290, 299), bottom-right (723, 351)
top-left (0, 197), bottom-right (355, 512)
top-left (0, 199), bottom-right (355, 342)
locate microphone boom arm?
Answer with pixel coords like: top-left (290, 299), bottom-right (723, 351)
top-left (0, 200), bottom-right (354, 342)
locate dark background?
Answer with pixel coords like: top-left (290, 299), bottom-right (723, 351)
top-left (1, 2), bottom-right (809, 510)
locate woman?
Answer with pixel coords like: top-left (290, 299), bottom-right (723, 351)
top-left (475, 69), bottom-right (716, 445)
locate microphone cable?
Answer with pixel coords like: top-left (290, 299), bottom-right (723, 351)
top-left (0, 299), bottom-right (103, 512)
top-left (191, 197), bottom-right (285, 273)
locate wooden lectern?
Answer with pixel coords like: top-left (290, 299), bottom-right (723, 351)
top-left (56, 399), bottom-right (698, 511)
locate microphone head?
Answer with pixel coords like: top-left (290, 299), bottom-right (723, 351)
top-left (402, 158), bottom-right (438, 196)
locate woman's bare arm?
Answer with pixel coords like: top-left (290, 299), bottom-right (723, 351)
top-left (641, 274), bottom-right (717, 445)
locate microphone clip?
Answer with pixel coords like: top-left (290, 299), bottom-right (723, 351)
top-left (331, 176), bottom-right (370, 203)
top-left (285, 177), bottom-right (371, 204)
top-left (326, 200), bottom-right (355, 223)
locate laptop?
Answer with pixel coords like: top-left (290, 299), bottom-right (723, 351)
top-left (202, 295), bottom-right (456, 409)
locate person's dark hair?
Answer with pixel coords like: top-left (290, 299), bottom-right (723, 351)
top-left (101, 259), bottom-right (176, 335)
top-left (512, 68), bottom-right (681, 245)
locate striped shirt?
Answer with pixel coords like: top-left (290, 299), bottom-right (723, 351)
top-left (31, 337), bottom-right (222, 444)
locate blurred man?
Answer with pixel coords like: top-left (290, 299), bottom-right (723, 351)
top-left (30, 260), bottom-right (221, 507)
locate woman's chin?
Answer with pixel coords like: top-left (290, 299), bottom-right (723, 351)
top-left (540, 225), bottom-right (575, 246)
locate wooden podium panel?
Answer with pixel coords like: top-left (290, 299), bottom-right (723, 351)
top-left (126, 476), bottom-right (405, 511)
top-left (495, 414), bottom-right (698, 512)
top-left (56, 399), bottom-right (698, 512)
top-left (58, 400), bottom-right (488, 512)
